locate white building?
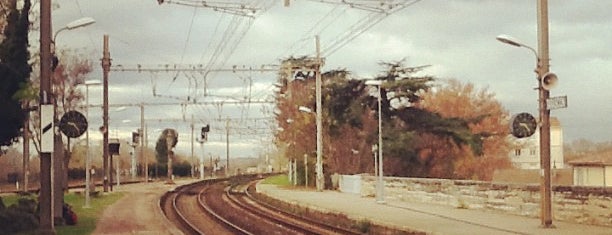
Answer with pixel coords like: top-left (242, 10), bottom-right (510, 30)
top-left (568, 155), bottom-right (612, 187)
top-left (508, 117), bottom-right (564, 169)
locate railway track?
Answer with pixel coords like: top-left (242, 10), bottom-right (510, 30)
top-left (161, 175), bottom-right (363, 235)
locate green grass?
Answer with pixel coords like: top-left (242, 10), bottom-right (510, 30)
top-left (3, 191), bottom-right (124, 235)
top-left (55, 192), bottom-right (124, 235)
top-left (1, 194), bottom-right (36, 207)
top-left (261, 174), bottom-right (291, 186)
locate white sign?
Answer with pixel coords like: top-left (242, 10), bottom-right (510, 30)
top-left (40, 105), bottom-right (54, 153)
top-left (547, 96), bottom-right (568, 110)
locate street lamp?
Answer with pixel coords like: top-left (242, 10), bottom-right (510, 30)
top-left (83, 79), bottom-right (101, 208)
top-left (53, 17), bottom-right (96, 43)
top-left (496, 32), bottom-right (554, 227)
top-left (50, 16), bottom-right (97, 223)
top-left (365, 79), bottom-right (385, 204)
top-left (496, 35), bottom-right (538, 61)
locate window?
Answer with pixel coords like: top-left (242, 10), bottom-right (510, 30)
top-left (514, 149), bottom-right (521, 156)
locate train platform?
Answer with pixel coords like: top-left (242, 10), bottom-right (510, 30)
top-left (257, 183), bottom-right (612, 235)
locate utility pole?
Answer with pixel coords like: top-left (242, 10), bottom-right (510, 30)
top-left (537, 0), bottom-right (553, 228)
top-left (315, 35), bottom-right (324, 191)
top-left (101, 35), bottom-right (111, 192)
top-left (39, 0), bottom-right (55, 233)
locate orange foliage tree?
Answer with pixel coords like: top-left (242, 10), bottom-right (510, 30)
top-left (418, 79), bottom-right (511, 180)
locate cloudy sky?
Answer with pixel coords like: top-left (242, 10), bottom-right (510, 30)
top-left (47, 0), bottom-right (612, 159)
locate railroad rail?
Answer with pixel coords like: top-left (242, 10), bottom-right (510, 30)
top-left (160, 175), bottom-right (363, 234)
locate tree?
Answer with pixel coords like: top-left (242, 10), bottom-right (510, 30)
top-left (0, 0), bottom-right (31, 147)
top-left (275, 59), bottom-right (501, 180)
top-left (418, 79), bottom-right (511, 180)
top-left (154, 128), bottom-right (178, 177)
top-left (322, 60), bottom-right (489, 178)
top-left (564, 139), bottom-right (612, 163)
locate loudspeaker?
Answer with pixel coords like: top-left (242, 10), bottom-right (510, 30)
top-left (541, 72), bottom-right (558, 90)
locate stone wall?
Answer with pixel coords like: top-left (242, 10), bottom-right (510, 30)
top-left (358, 176), bottom-right (612, 227)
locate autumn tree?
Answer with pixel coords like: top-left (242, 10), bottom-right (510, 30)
top-left (418, 79), bottom-right (511, 180)
top-left (274, 58), bottom-right (318, 185)
top-left (324, 60), bottom-right (490, 179)
top-left (276, 58), bottom-right (494, 182)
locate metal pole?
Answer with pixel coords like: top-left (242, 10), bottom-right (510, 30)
top-left (315, 35), bottom-right (324, 191)
top-left (226, 118), bottom-right (230, 176)
top-left (131, 143), bottom-right (136, 179)
top-left (376, 85), bottom-right (385, 204)
top-left (373, 146), bottom-right (378, 176)
top-left (190, 116), bottom-right (195, 178)
top-left (84, 85), bottom-right (91, 208)
top-left (144, 123), bottom-right (149, 182)
top-left (39, 0), bottom-right (55, 232)
top-left (288, 158), bottom-right (292, 183)
top-left (140, 104), bottom-right (145, 182)
top-left (537, 0), bottom-right (553, 227)
top-left (200, 141), bottom-right (205, 180)
top-left (293, 159), bottom-right (297, 186)
top-left (116, 154), bottom-right (120, 187)
top-left (304, 154), bottom-right (308, 187)
top-left (102, 35), bottom-right (111, 192)
top-left (22, 107), bottom-right (30, 193)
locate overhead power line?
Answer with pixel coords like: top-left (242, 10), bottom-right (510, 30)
top-left (110, 63), bottom-right (279, 73)
top-left (157, 0), bottom-right (260, 17)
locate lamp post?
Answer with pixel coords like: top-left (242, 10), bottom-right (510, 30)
top-left (51, 16), bottom-right (96, 222)
top-left (52, 17), bottom-right (95, 45)
top-left (83, 79), bottom-right (101, 208)
top-left (365, 80), bottom-right (385, 204)
top-left (314, 36), bottom-right (324, 191)
top-left (496, 1), bottom-right (553, 227)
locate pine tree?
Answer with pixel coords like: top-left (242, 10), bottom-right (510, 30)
top-left (0, 0), bottom-right (31, 147)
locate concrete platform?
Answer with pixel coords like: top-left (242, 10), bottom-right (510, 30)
top-left (257, 183), bottom-right (612, 235)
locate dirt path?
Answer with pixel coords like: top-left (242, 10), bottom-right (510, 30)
top-left (92, 180), bottom-right (195, 235)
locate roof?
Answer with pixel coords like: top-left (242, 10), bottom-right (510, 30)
top-left (567, 154), bottom-right (612, 166)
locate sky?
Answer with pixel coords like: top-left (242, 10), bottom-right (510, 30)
top-left (42, 0), bottom-right (612, 160)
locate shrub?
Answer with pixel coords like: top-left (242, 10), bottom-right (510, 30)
top-left (0, 197), bottom-right (39, 234)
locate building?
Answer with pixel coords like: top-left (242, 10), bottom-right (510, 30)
top-left (508, 117), bottom-right (564, 169)
top-left (568, 155), bottom-right (612, 187)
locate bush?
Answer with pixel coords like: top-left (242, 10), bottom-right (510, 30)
top-left (173, 161), bottom-right (192, 177)
top-left (63, 203), bottom-right (78, 225)
top-left (7, 172), bottom-right (19, 184)
top-left (149, 162), bottom-right (192, 178)
top-left (0, 197), bottom-right (39, 234)
top-left (68, 168), bottom-right (86, 179)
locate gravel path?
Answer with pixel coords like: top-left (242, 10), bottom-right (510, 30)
top-left (92, 180), bottom-right (196, 235)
